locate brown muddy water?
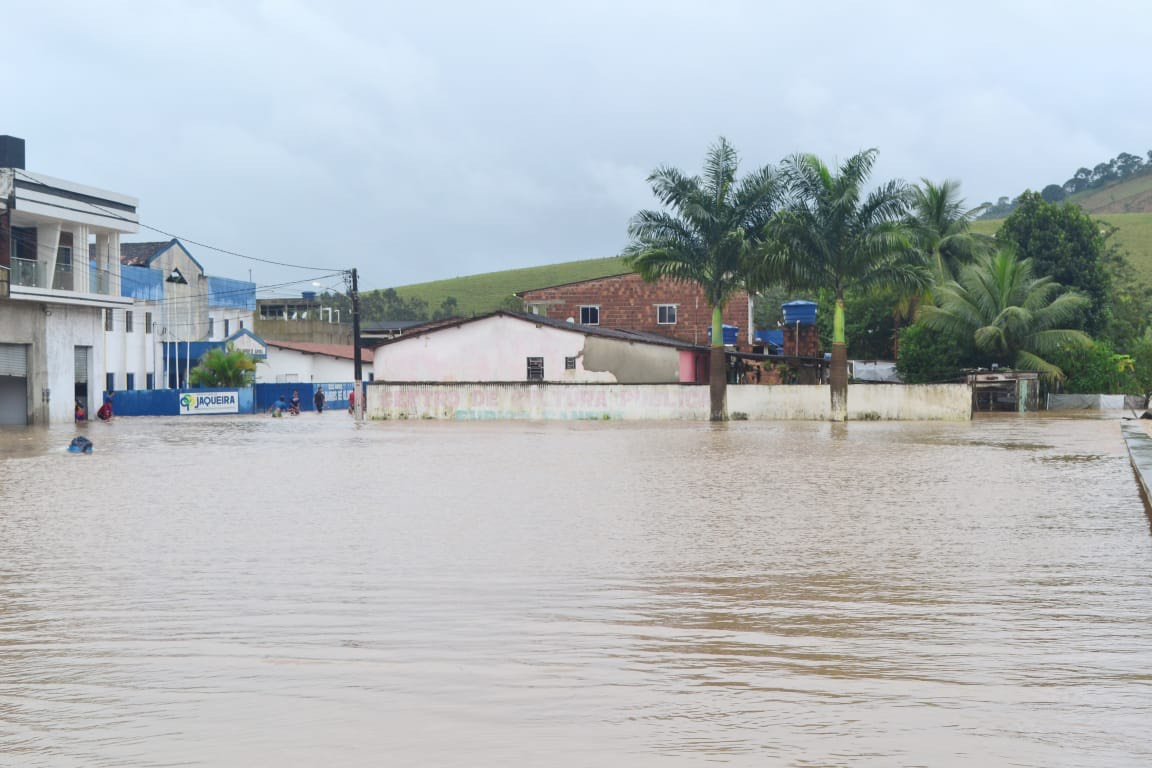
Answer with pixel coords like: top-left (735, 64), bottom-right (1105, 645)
top-left (1, 414), bottom-right (1151, 767)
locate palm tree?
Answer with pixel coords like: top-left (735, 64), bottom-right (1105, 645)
top-left (917, 248), bottom-right (1092, 382)
top-left (908, 179), bottom-right (993, 282)
top-left (761, 149), bottom-right (928, 421)
top-left (624, 137), bottom-right (779, 421)
top-left (889, 179), bottom-right (994, 355)
top-left (188, 344), bottom-right (258, 387)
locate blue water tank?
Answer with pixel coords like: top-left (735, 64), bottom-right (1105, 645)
top-left (782, 300), bottom-right (817, 325)
top-left (707, 325), bottom-right (740, 345)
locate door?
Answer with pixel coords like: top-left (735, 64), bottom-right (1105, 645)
top-left (74, 346), bottom-right (90, 417)
top-left (0, 343), bottom-right (29, 426)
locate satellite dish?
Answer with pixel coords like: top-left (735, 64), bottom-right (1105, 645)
top-left (566, 317), bottom-right (575, 323)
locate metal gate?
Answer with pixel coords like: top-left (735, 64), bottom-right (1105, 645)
top-left (0, 343), bottom-right (29, 426)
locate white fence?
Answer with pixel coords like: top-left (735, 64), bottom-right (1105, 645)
top-left (366, 383), bottom-right (972, 421)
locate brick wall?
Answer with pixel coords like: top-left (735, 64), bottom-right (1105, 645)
top-left (520, 274), bottom-right (751, 348)
top-left (781, 324), bottom-right (821, 358)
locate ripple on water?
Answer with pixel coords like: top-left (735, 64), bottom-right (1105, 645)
top-left (1, 415), bottom-right (1151, 767)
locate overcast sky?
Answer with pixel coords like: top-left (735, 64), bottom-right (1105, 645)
top-left (7, 0), bottom-right (1149, 295)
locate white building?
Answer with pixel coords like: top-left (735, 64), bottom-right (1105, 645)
top-left (1, 137), bottom-right (256, 424)
top-left (261, 340), bottom-right (372, 384)
top-left (371, 311), bottom-right (706, 384)
top-left (118, 239), bottom-right (255, 388)
top-left (1, 136), bottom-right (139, 425)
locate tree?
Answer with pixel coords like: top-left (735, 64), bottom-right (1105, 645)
top-left (624, 137), bottom-right (780, 420)
top-left (1052, 340), bottom-right (1139, 395)
top-left (916, 248), bottom-right (1092, 382)
top-left (432, 296), bottom-right (459, 321)
top-left (896, 323), bottom-right (978, 384)
top-left (908, 179), bottom-right (992, 281)
top-left (1116, 152), bottom-right (1144, 178)
top-left (996, 191), bottom-right (1111, 336)
top-left (1040, 183), bottom-right (1066, 203)
top-left (761, 149), bottom-right (928, 420)
top-left (1099, 235), bottom-right (1152, 350)
top-left (188, 344), bottom-right (258, 387)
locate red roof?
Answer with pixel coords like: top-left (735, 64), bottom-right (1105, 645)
top-left (265, 340), bottom-right (374, 363)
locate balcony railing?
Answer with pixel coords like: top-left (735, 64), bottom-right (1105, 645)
top-left (11, 258), bottom-right (39, 288)
top-left (7, 257), bottom-right (111, 295)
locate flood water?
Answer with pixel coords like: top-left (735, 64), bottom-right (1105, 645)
top-left (2, 414), bottom-right (1151, 767)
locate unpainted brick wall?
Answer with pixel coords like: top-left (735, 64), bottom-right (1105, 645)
top-left (520, 274), bottom-right (750, 348)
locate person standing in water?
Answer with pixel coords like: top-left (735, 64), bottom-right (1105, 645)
top-left (313, 387), bottom-right (326, 414)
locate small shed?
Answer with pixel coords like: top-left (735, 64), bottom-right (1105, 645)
top-left (968, 371), bottom-right (1039, 412)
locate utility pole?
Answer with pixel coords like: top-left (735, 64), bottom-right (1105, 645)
top-left (349, 267), bottom-right (363, 420)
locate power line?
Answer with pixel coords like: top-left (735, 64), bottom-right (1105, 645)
top-left (11, 169), bottom-right (347, 273)
top-left (4, 228), bottom-right (346, 309)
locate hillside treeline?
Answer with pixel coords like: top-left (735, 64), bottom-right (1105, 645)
top-left (982, 149), bottom-right (1152, 217)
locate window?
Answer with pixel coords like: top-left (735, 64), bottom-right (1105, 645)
top-left (145, 312), bottom-right (153, 334)
top-left (657, 304), bottom-right (677, 325)
top-left (56, 245), bottom-right (73, 272)
top-left (239, 319), bottom-right (245, 330)
top-left (223, 318), bottom-right (230, 338)
top-left (527, 357), bottom-right (544, 380)
top-left (146, 373), bottom-right (154, 390)
top-left (105, 372), bottom-right (115, 393)
top-left (208, 317), bottom-right (214, 337)
top-left (565, 356), bottom-right (576, 370)
top-left (126, 373), bottom-right (135, 391)
top-left (104, 309), bottom-right (113, 332)
top-left (579, 305), bottom-right (599, 325)
top-left (125, 310), bottom-right (134, 333)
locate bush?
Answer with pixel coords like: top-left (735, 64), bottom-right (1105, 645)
top-left (1054, 340), bottom-right (1140, 394)
top-left (896, 324), bottom-right (977, 384)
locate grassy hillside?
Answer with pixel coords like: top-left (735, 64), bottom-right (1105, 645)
top-left (973, 211), bottom-right (1152, 280)
top-left (387, 207), bottom-right (1152, 320)
top-left (390, 256), bottom-right (631, 316)
top-left (1067, 168), bottom-right (1152, 214)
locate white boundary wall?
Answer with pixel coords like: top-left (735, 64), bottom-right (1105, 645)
top-left (366, 383), bottom-right (972, 421)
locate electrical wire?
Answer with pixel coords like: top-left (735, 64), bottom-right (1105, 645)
top-left (3, 228), bottom-right (347, 310)
top-left (11, 169), bottom-right (348, 273)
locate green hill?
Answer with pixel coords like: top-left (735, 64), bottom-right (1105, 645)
top-left (1067, 168), bottom-right (1152, 214)
top-left (972, 211), bottom-right (1152, 280)
top-left (391, 256), bottom-right (631, 316)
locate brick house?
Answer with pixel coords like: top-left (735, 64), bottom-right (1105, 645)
top-left (517, 273), bottom-right (752, 349)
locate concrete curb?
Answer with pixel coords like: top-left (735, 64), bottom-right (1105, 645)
top-left (1121, 421), bottom-right (1152, 500)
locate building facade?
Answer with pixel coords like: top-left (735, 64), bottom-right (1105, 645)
top-left (517, 273), bottom-right (753, 349)
top-left (0, 136), bottom-right (257, 424)
top-left (1, 136), bottom-right (139, 425)
top-left (261, 341), bottom-right (372, 385)
top-left (372, 312), bottom-right (707, 384)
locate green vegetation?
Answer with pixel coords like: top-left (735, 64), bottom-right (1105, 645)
top-left (916, 248), bottom-right (1092, 383)
top-left (975, 212), bottom-right (1152, 288)
top-left (996, 192), bottom-right (1111, 336)
top-left (388, 257), bottom-right (630, 317)
top-left (762, 149), bottom-right (928, 420)
top-left (1069, 168), bottom-right (1152, 213)
top-left (624, 137), bottom-right (779, 421)
top-left (188, 345), bottom-right (258, 387)
top-left (981, 149), bottom-right (1152, 217)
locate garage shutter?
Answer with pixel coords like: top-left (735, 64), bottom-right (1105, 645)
top-left (0, 344), bottom-right (28, 377)
top-left (74, 346), bottom-right (89, 383)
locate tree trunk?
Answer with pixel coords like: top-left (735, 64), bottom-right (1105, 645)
top-left (829, 342), bottom-right (848, 421)
top-left (829, 294), bottom-right (848, 421)
top-left (709, 305), bottom-right (727, 421)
